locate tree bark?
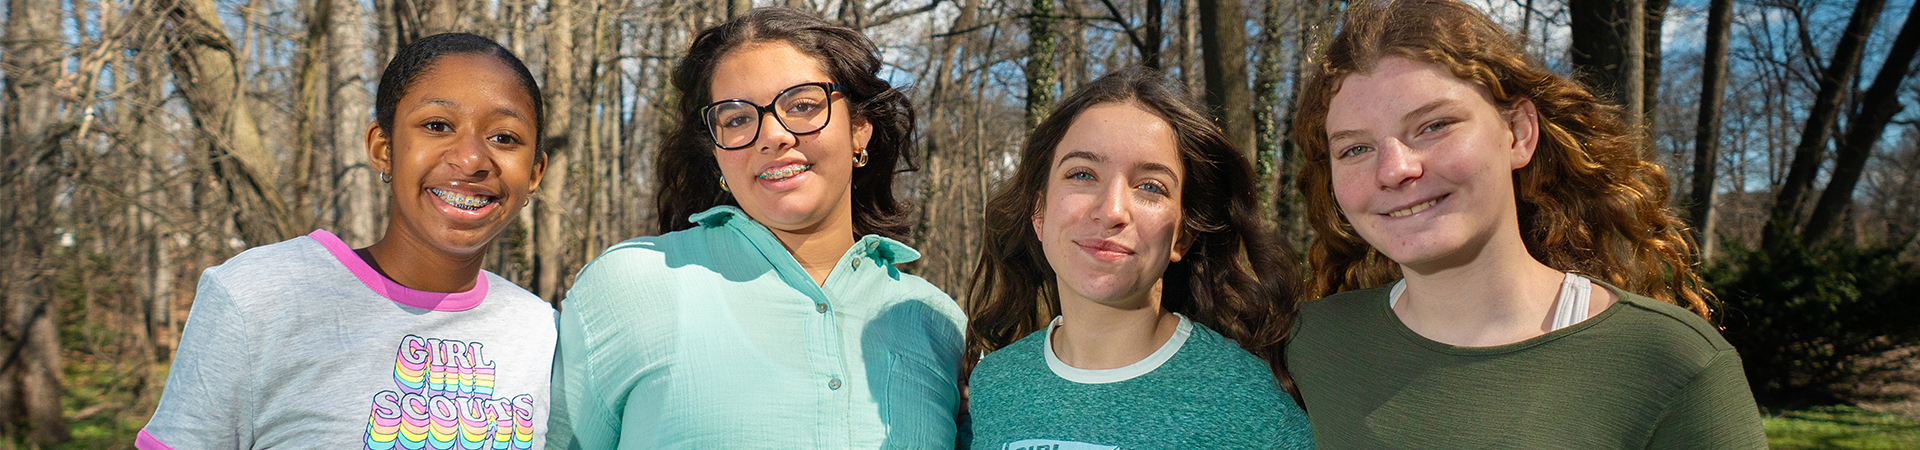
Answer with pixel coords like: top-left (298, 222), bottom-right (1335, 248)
top-left (1143, 0), bottom-right (1162, 70)
top-left (1569, 0), bottom-right (1645, 131)
top-left (333, 0), bottom-right (379, 246)
top-left (1803, 2), bottom-right (1920, 242)
top-left (0, 0), bottom-right (70, 441)
top-left (1199, 0), bottom-right (1254, 158)
top-left (1689, 0), bottom-right (1732, 260)
top-left (537, 0), bottom-right (577, 301)
top-left (295, 0), bottom-right (336, 231)
top-left (1642, 0), bottom-right (1668, 140)
top-left (1025, 0), bottom-right (1058, 130)
top-left (1763, 0), bottom-right (1886, 248)
top-left (1253, 0), bottom-right (1283, 212)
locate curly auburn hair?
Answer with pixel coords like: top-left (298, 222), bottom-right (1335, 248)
top-left (1291, 0), bottom-right (1713, 320)
top-left (654, 7), bottom-right (917, 240)
top-left (965, 67), bottom-right (1305, 396)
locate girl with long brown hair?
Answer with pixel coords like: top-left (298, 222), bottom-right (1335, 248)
top-left (547, 7), bottom-right (964, 448)
top-left (963, 67), bottom-right (1311, 449)
top-left (1285, 0), bottom-right (1764, 447)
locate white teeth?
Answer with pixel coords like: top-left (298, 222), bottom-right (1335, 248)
top-left (430, 188), bottom-right (493, 210)
top-left (1388, 199), bottom-right (1438, 218)
top-left (757, 164), bottom-right (811, 181)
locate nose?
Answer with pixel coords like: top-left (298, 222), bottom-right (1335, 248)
top-left (445, 132), bottom-right (494, 178)
top-left (1090, 179), bottom-right (1132, 230)
top-left (1374, 138), bottom-right (1422, 189)
top-left (754, 110), bottom-right (797, 152)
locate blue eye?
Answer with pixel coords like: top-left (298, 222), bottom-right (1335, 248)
top-left (1066, 169), bottom-right (1094, 181)
top-left (1138, 181), bottom-right (1168, 195)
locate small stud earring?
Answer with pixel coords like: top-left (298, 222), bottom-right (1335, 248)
top-left (853, 148), bottom-right (869, 168)
top-left (719, 175), bottom-right (730, 192)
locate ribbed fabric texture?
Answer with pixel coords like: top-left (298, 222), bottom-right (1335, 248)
top-left (1287, 279), bottom-right (1767, 449)
top-left (967, 320), bottom-right (1315, 450)
top-left (546, 206), bottom-right (968, 449)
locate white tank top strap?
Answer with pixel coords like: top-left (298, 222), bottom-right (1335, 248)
top-left (1387, 273), bottom-right (1593, 331)
top-left (1549, 273), bottom-right (1592, 331)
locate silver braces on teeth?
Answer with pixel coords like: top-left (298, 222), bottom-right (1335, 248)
top-left (758, 164), bottom-right (811, 180)
top-left (430, 188), bottom-right (493, 210)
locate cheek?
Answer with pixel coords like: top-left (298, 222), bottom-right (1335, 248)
top-left (1328, 167), bottom-right (1370, 214)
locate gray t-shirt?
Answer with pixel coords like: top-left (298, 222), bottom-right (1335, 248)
top-left (138, 230), bottom-right (556, 450)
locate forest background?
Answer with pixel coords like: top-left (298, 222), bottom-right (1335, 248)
top-left (3, 0), bottom-right (1920, 447)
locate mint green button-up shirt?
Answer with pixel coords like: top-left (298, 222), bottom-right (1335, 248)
top-left (547, 206), bottom-right (967, 449)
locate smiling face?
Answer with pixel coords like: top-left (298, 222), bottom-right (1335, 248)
top-left (708, 42), bottom-right (873, 236)
top-left (1324, 56), bottom-right (1537, 273)
top-left (1034, 102), bottom-right (1188, 310)
top-left (368, 53), bottom-right (545, 259)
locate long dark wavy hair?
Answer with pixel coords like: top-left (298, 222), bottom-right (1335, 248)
top-left (964, 67), bottom-right (1305, 396)
top-left (654, 7), bottom-right (917, 239)
top-left (1292, 0), bottom-right (1713, 319)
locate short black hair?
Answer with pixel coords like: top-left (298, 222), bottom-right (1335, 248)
top-left (374, 32), bottom-right (546, 154)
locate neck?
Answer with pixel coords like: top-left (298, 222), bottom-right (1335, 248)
top-left (1050, 283), bottom-right (1180, 370)
top-left (766, 203), bottom-right (858, 286)
top-left (362, 225), bottom-right (486, 293)
top-left (1393, 229), bottom-right (1564, 346)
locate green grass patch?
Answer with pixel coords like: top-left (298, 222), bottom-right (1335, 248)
top-left (1766, 405), bottom-right (1920, 449)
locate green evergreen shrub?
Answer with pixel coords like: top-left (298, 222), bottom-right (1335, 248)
top-left (1706, 235), bottom-right (1920, 408)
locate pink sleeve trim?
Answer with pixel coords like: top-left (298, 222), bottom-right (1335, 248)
top-left (308, 229), bottom-right (488, 311)
top-left (135, 429), bottom-right (175, 450)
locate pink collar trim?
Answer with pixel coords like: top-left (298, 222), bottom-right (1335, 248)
top-left (309, 229), bottom-right (487, 311)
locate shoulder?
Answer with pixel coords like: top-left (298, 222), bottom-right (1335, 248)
top-left (1299, 284), bottom-right (1392, 318)
top-left (201, 235), bottom-right (330, 284)
top-left (972, 328), bottom-right (1049, 384)
top-left (1597, 286), bottom-right (1737, 359)
top-left (1175, 323), bottom-right (1285, 389)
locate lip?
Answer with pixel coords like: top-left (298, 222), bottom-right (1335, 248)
top-left (754, 158), bottom-right (814, 190)
top-left (427, 184), bottom-right (502, 220)
top-left (1381, 194), bottom-right (1448, 218)
top-left (1075, 238), bottom-right (1135, 263)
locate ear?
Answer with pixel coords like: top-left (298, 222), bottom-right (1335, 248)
top-left (1031, 194), bottom-right (1046, 241)
top-left (851, 114), bottom-right (875, 155)
top-left (1171, 227), bottom-right (1196, 263)
top-left (528, 149), bottom-right (548, 193)
top-left (365, 121), bottom-right (392, 176)
top-left (1507, 98), bottom-right (1541, 170)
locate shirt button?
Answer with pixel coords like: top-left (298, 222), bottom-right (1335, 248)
top-left (851, 258), bottom-right (862, 269)
top-left (815, 303), bottom-right (829, 313)
top-left (828, 377), bottom-right (842, 390)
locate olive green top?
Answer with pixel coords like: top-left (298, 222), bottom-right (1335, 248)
top-left (1286, 279), bottom-right (1766, 449)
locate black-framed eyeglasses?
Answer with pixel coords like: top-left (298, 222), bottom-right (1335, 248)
top-left (701, 82), bottom-right (843, 150)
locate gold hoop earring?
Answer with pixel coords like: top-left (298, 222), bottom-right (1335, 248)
top-left (719, 175), bottom-right (730, 192)
top-left (853, 148), bottom-right (869, 168)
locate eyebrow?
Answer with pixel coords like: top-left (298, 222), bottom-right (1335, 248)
top-left (413, 98), bottom-right (529, 122)
top-left (1326, 98), bottom-right (1459, 144)
top-left (1057, 150), bottom-right (1181, 180)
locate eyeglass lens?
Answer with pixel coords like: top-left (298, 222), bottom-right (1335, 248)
top-left (707, 84), bottom-right (833, 150)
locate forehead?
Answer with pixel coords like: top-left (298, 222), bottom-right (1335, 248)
top-left (709, 42), bottom-right (831, 103)
top-left (1326, 57), bottom-right (1490, 128)
top-left (1052, 102), bottom-right (1182, 173)
top-left (402, 53), bottom-right (536, 114)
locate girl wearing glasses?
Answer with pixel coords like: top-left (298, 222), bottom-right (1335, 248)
top-left (1286, 0), bottom-right (1764, 447)
top-left (963, 68), bottom-right (1312, 449)
top-left (546, 7), bottom-right (964, 449)
top-left (139, 33), bottom-right (553, 449)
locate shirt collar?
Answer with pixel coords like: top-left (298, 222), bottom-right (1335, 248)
top-left (689, 205), bottom-right (921, 265)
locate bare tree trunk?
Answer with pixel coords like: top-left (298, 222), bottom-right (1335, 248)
top-left (1804, 3), bottom-right (1920, 242)
top-left (1253, 0), bottom-right (1282, 211)
top-left (1689, 0), bottom-right (1732, 260)
top-left (1641, 0), bottom-right (1667, 138)
top-left (538, 0), bottom-right (578, 301)
top-left (1025, 0), bottom-right (1058, 130)
top-left (159, 0), bottom-right (298, 246)
top-left (0, 0), bottom-right (70, 441)
top-left (295, 0), bottom-right (336, 232)
top-left (1763, 0), bottom-right (1886, 248)
top-left (333, 0), bottom-right (379, 246)
top-left (1569, 0), bottom-right (1645, 132)
top-left (1177, 0), bottom-right (1198, 95)
top-left (1143, 0), bottom-right (1162, 70)
top-left (1199, 0), bottom-right (1253, 157)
